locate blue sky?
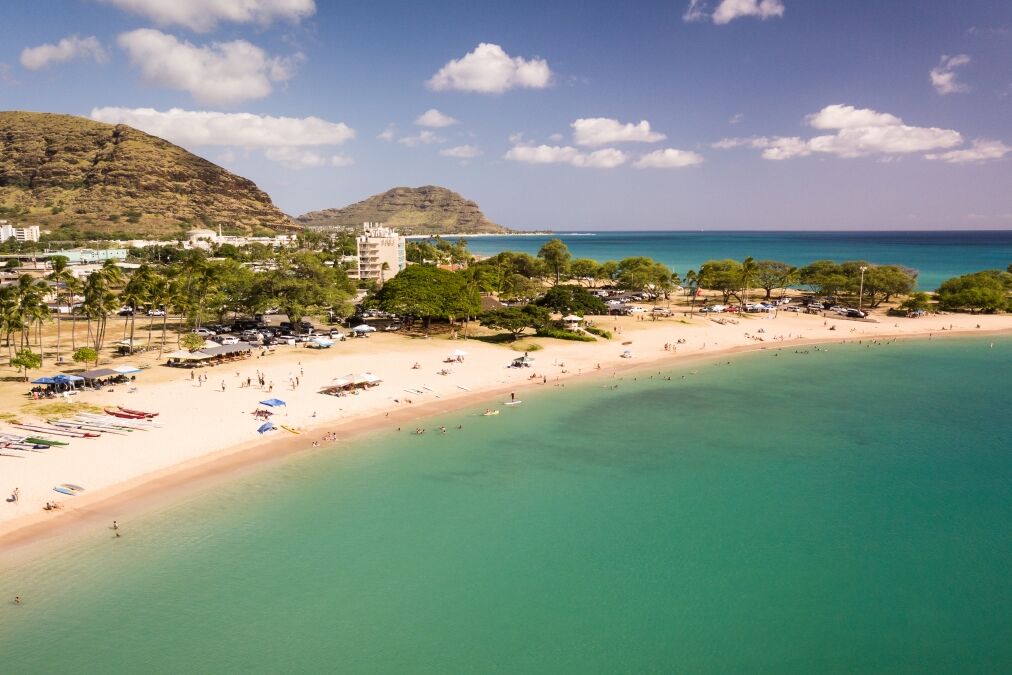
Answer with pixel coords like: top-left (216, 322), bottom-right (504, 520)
top-left (1, 0), bottom-right (1010, 230)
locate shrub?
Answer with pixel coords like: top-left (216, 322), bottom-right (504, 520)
top-left (535, 325), bottom-right (596, 342)
top-left (584, 326), bottom-right (612, 339)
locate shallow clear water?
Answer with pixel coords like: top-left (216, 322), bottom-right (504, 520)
top-left (456, 230), bottom-right (1012, 290)
top-left (1, 337), bottom-right (1010, 673)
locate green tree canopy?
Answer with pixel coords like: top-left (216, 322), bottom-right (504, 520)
top-left (535, 285), bottom-right (608, 315)
top-left (11, 348), bottom-right (41, 379)
top-left (478, 305), bottom-right (551, 339)
top-left (538, 239), bottom-right (572, 284)
top-left (698, 259), bottom-right (743, 303)
top-left (180, 333), bottom-right (207, 351)
top-left (72, 346), bottom-right (98, 367)
top-left (374, 264), bottom-right (479, 327)
top-left (936, 270), bottom-right (1011, 313)
top-left (753, 260), bottom-right (793, 299)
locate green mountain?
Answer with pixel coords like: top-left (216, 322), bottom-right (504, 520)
top-left (296, 185), bottom-right (509, 235)
top-left (0, 111), bottom-right (295, 238)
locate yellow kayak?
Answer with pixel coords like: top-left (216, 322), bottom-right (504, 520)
top-left (281, 425), bottom-right (301, 435)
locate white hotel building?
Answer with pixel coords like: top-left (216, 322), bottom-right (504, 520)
top-left (354, 222), bottom-right (406, 283)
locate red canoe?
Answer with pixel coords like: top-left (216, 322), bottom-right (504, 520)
top-left (105, 408), bottom-right (146, 419)
top-left (117, 405), bottom-right (159, 418)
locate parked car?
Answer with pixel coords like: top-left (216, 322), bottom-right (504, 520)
top-left (846, 309), bottom-right (867, 318)
top-left (117, 308), bottom-right (134, 316)
top-left (219, 336), bottom-right (240, 345)
top-left (191, 328), bottom-right (216, 337)
top-left (146, 308), bottom-right (166, 316)
top-left (328, 330), bottom-right (347, 340)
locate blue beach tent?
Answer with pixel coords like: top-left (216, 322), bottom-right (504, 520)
top-left (259, 398), bottom-right (286, 407)
top-left (257, 422), bottom-right (276, 434)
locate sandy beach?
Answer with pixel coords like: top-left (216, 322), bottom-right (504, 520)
top-left (2, 310), bottom-right (1010, 555)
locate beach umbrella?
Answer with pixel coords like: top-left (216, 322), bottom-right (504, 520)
top-left (257, 422), bottom-right (276, 434)
top-left (259, 398), bottom-right (287, 407)
top-left (31, 376), bottom-right (57, 384)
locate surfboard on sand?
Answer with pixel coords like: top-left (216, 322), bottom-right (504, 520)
top-left (504, 401), bottom-right (523, 406)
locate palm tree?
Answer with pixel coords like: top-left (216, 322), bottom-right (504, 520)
top-left (0, 285), bottom-right (22, 363)
top-left (739, 257), bottom-right (757, 309)
top-left (65, 276), bottom-right (82, 352)
top-left (120, 266), bottom-right (152, 354)
top-left (46, 256), bottom-right (73, 364)
top-left (81, 272), bottom-right (117, 362)
top-left (147, 273), bottom-right (174, 355)
top-left (685, 269), bottom-right (698, 316)
top-left (13, 275), bottom-right (49, 363)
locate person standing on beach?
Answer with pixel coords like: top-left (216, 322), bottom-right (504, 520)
top-left (511, 392), bottom-right (515, 401)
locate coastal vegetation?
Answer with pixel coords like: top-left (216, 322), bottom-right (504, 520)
top-left (2, 232), bottom-right (1009, 374)
top-left (936, 270), bottom-right (1012, 313)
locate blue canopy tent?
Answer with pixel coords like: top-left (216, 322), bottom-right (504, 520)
top-left (53, 374), bottom-right (84, 383)
top-left (257, 422), bottom-right (276, 434)
top-left (31, 376), bottom-right (57, 385)
top-left (259, 398), bottom-right (286, 407)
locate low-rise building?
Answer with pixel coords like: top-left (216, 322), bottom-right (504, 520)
top-left (0, 221), bottom-right (41, 243)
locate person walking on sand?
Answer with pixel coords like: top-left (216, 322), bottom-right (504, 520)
top-left (112, 520), bottom-right (119, 530)
top-left (12, 487), bottom-right (19, 503)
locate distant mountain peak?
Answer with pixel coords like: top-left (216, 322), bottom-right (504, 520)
top-left (297, 185), bottom-right (509, 235)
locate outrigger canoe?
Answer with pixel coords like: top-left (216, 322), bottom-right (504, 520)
top-left (117, 405), bottom-right (158, 418)
top-left (105, 408), bottom-right (146, 419)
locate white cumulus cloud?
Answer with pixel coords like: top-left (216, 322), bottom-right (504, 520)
top-left (571, 118), bottom-right (666, 146)
top-left (684, 0), bottom-right (785, 24)
top-left (930, 54), bottom-right (971, 95)
top-left (89, 107), bottom-right (354, 147)
top-left (925, 138), bottom-right (1011, 163)
top-left (426, 43), bottom-right (552, 94)
top-left (20, 35), bottom-right (107, 70)
top-left (397, 130), bottom-right (444, 147)
top-left (415, 108), bottom-right (459, 128)
top-left (633, 148), bottom-right (705, 168)
top-left (440, 145), bottom-right (483, 159)
top-left (806, 104), bottom-right (901, 129)
top-left (264, 147), bottom-right (353, 169)
top-left (713, 104), bottom-right (963, 160)
top-left (504, 144), bottom-right (627, 168)
top-left (98, 0), bottom-right (316, 32)
top-left (118, 28), bottom-right (302, 105)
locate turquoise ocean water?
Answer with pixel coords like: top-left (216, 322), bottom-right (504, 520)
top-left (1, 337), bottom-right (1010, 673)
top-left (453, 231), bottom-right (1012, 290)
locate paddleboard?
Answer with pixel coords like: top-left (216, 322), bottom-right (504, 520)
top-left (61, 483), bottom-right (85, 492)
top-left (456, 385), bottom-right (471, 391)
top-left (505, 401), bottom-right (523, 406)
top-left (281, 425), bottom-right (301, 435)
top-left (53, 486), bottom-right (76, 496)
